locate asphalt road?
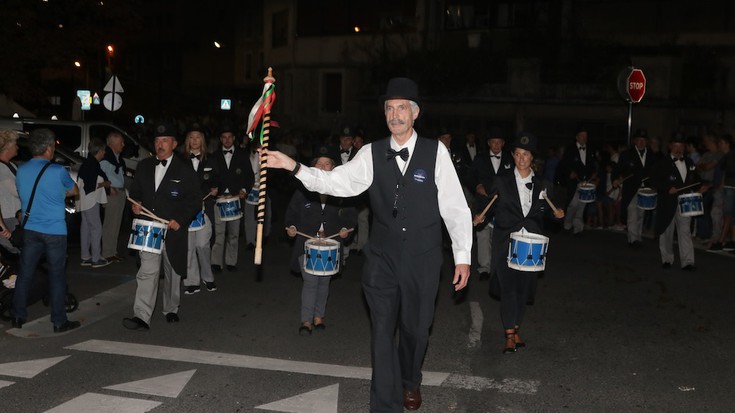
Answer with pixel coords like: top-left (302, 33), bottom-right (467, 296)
top-left (0, 220), bottom-right (734, 412)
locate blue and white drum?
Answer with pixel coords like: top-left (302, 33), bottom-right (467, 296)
top-left (678, 192), bottom-right (703, 217)
top-left (507, 230), bottom-right (549, 272)
top-left (188, 210), bottom-right (206, 232)
top-left (637, 187), bottom-right (657, 210)
top-left (246, 186), bottom-right (259, 206)
top-left (128, 219), bottom-right (167, 254)
top-left (577, 183), bottom-right (596, 203)
top-left (304, 238), bottom-right (340, 276)
top-left (216, 197), bottom-right (242, 221)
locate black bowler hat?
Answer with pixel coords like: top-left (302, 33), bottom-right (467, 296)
top-left (218, 124), bottom-right (237, 136)
top-left (487, 126), bottom-right (505, 140)
top-left (512, 131), bottom-right (538, 153)
top-left (185, 122), bottom-right (206, 136)
top-left (379, 77), bottom-right (421, 109)
top-left (634, 128), bottom-right (648, 139)
top-left (311, 144), bottom-right (340, 166)
top-left (153, 123), bottom-right (177, 139)
top-left (339, 126), bottom-right (354, 137)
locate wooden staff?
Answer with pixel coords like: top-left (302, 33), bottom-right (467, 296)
top-left (676, 182), bottom-right (701, 193)
top-left (541, 190), bottom-right (560, 214)
top-left (127, 197), bottom-right (170, 225)
top-left (473, 194), bottom-right (498, 226)
top-left (326, 228), bottom-right (355, 239)
top-left (254, 68), bottom-right (276, 265)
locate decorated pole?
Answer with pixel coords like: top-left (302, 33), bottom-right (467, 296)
top-left (246, 68), bottom-right (276, 265)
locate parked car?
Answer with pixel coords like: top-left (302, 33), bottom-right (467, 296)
top-left (0, 117), bottom-right (151, 171)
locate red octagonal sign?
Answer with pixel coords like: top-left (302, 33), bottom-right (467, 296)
top-left (627, 69), bottom-right (646, 103)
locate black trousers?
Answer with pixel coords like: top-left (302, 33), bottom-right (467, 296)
top-left (361, 244), bottom-right (442, 413)
top-left (496, 263), bottom-right (538, 330)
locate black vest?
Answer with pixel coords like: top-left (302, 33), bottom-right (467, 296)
top-left (369, 137), bottom-right (441, 256)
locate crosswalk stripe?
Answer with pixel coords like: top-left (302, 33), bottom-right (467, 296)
top-left (43, 392), bottom-right (161, 413)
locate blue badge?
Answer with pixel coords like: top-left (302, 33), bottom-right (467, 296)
top-left (413, 169), bottom-right (427, 183)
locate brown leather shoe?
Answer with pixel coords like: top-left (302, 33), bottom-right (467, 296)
top-left (403, 388), bottom-right (422, 410)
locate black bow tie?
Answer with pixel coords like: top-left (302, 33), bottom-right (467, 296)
top-left (490, 154), bottom-right (501, 159)
top-left (579, 146), bottom-right (586, 151)
top-left (638, 149), bottom-right (646, 156)
top-left (340, 149), bottom-right (350, 154)
top-left (468, 144), bottom-right (474, 148)
top-left (190, 153), bottom-right (201, 160)
top-left (223, 149), bottom-right (233, 155)
top-left (386, 147), bottom-right (409, 161)
top-left (525, 182), bottom-right (534, 190)
top-left (674, 157), bottom-right (685, 162)
top-left (155, 158), bottom-right (168, 167)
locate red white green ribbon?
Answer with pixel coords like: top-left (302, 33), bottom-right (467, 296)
top-left (246, 83), bottom-right (276, 144)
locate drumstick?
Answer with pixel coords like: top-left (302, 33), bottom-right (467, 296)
top-left (284, 227), bottom-right (318, 240)
top-left (676, 182), bottom-right (701, 193)
top-left (202, 193), bottom-right (212, 201)
top-left (542, 191), bottom-right (559, 214)
top-left (127, 197), bottom-right (170, 225)
top-left (325, 228), bottom-right (355, 239)
top-left (474, 194), bottom-right (498, 225)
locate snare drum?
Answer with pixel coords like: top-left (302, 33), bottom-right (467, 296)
top-left (577, 183), bottom-right (596, 203)
top-left (678, 192), bottom-right (703, 217)
top-left (216, 197), bottom-right (242, 221)
top-left (507, 230), bottom-right (549, 272)
top-left (304, 238), bottom-right (340, 276)
top-left (637, 187), bottom-right (657, 210)
top-left (188, 210), bottom-right (206, 232)
top-left (246, 187), bottom-right (259, 206)
top-left (128, 219), bottom-right (167, 254)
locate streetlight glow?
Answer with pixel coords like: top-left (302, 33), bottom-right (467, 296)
top-left (107, 45), bottom-right (114, 54)
top-left (214, 41), bottom-right (221, 48)
top-left (74, 61), bottom-right (81, 68)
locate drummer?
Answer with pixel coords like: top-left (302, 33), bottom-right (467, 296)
top-left (618, 128), bottom-right (659, 248)
top-left (284, 145), bottom-right (356, 336)
top-left (651, 135), bottom-right (707, 270)
top-left (123, 123), bottom-right (201, 330)
top-left (484, 132), bottom-right (564, 354)
top-left (557, 126), bottom-right (598, 236)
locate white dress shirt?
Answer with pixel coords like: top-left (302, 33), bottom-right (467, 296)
top-left (154, 154), bottom-right (174, 191)
top-left (296, 130), bottom-right (472, 265)
top-left (578, 144), bottom-right (587, 165)
top-left (489, 151), bottom-right (502, 173)
top-left (514, 168), bottom-right (534, 217)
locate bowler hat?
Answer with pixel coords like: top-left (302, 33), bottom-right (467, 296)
top-left (379, 77), bottom-right (421, 109)
top-left (185, 122), bottom-right (207, 136)
top-left (487, 126), bottom-right (505, 140)
top-left (153, 123), bottom-right (177, 139)
top-left (218, 124), bottom-right (237, 136)
top-left (339, 126), bottom-right (354, 137)
top-left (634, 128), bottom-right (648, 139)
top-left (311, 144), bottom-right (340, 166)
top-left (512, 131), bottom-right (538, 153)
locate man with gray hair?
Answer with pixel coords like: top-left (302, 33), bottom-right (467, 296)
top-left (11, 128), bottom-right (80, 332)
top-left (100, 131), bottom-right (128, 262)
top-left (78, 138), bottom-right (111, 268)
top-left (0, 129), bottom-right (21, 253)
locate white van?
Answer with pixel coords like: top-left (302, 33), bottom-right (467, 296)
top-left (0, 117), bottom-right (151, 171)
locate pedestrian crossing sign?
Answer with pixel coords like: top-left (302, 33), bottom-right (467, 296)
top-left (221, 99), bottom-right (231, 110)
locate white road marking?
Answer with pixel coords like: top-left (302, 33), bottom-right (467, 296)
top-left (0, 380), bottom-right (14, 389)
top-left (255, 384), bottom-right (339, 413)
top-left (66, 339), bottom-right (539, 394)
top-left (468, 301), bottom-right (483, 349)
top-left (0, 355), bottom-right (70, 378)
top-left (7, 281), bottom-right (136, 339)
top-left (104, 369), bottom-right (196, 398)
top-left (43, 392), bottom-right (161, 413)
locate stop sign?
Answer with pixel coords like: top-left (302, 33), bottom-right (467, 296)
top-left (627, 68), bottom-right (646, 103)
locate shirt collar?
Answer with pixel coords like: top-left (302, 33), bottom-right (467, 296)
top-left (390, 130), bottom-right (417, 152)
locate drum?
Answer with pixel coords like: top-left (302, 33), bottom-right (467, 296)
top-left (128, 219), bottom-right (167, 254)
top-left (188, 210), bottom-right (206, 232)
top-left (216, 197), bottom-right (242, 221)
top-left (637, 187), bottom-right (657, 210)
top-left (246, 187), bottom-right (259, 206)
top-left (507, 230), bottom-right (549, 272)
top-left (577, 183), bottom-right (596, 203)
top-left (303, 238), bottom-right (340, 276)
top-left (678, 192), bottom-right (703, 217)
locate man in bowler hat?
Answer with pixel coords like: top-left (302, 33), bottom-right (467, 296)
top-left (262, 77), bottom-right (472, 412)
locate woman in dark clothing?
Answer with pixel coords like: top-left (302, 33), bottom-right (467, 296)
top-left (485, 133), bottom-right (565, 353)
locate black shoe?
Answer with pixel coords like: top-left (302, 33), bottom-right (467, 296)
top-left (123, 316), bottom-right (150, 331)
top-left (165, 313), bottom-right (180, 323)
top-left (682, 264), bottom-right (696, 271)
top-left (707, 243), bottom-right (723, 252)
top-left (11, 318), bottom-right (24, 328)
top-left (211, 265), bottom-right (222, 273)
top-left (204, 281), bottom-right (217, 291)
top-left (628, 241), bottom-right (641, 250)
top-left (53, 320), bottom-right (81, 333)
top-left (184, 286), bottom-right (201, 295)
top-left (298, 325), bottom-right (312, 336)
top-left (314, 323), bottom-right (326, 331)
top-left (479, 272), bottom-right (490, 281)
top-left (226, 265), bottom-right (237, 272)
top-left (662, 262), bottom-right (672, 269)
top-left (353, 249), bottom-right (363, 256)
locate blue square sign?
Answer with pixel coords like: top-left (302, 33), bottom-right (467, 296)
top-left (220, 99), bottom-right (231, 111)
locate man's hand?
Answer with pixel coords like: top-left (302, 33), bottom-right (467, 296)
top-left (131, 202), bottom-right (142, 215)
top-left (286, 225), bottom-right (297, 238)
top-left (239, 189), bottom-right (247, 199)
top-left (168, 219), bottom-right (181, 231)
top-left (260, 149), bottom-right (297, 171)
top-left (475, 184), bottom-right (487, 197)
top-left (452, 264), bottom-right (471, 291)
top-left (338, 227), bottom-right (350, 239)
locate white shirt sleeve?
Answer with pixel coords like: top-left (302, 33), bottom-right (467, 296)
top-left (435, 143), bottom-right (473, 265)
top-left (296, 143), bottom-right (374, 197)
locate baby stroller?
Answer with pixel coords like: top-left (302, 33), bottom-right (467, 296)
top-left (0, 251), bottom-right (79, 322)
